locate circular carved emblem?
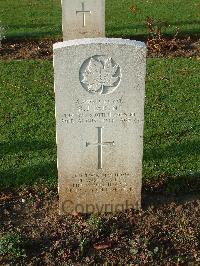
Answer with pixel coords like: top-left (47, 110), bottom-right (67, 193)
top-left (79, 55), bottom-right (121, 95)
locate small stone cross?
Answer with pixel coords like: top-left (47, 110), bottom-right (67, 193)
top-left (86, 127), bottom-right (115, 169)
top-left (76, 2), bottom-right (92, 27)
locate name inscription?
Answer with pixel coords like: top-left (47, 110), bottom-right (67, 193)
top-left (61, 98), bottom-right (142, 124)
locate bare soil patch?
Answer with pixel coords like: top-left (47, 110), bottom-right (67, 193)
top-left (0, 39), bottom-right (61, 60)
top-left (0, 37), bottom-right (199, 60)
top-left (0, 185), bottom-right (199, 265)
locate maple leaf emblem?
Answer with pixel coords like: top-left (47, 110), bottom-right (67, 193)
top-left (80, 56), bottom-right (121, 95)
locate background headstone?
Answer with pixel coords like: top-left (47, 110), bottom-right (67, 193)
top-left (61, 0), bottom-right (105, 40)
top-left (54, 38), bottom-right (146, 213)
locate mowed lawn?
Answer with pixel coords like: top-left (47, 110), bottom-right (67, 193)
top-left (0, 59), bottom-right (199, 189)
top-left (0, 0), bottom-right (199, 39)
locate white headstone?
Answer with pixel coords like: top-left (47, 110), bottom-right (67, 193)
top-left (53, 38), bottom-right (146, 213)
top-left (61, 0), bottom-right (105, 40)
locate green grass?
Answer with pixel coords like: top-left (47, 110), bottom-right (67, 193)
top-left (106, 0), bottom-right (200, 38)
top-left (144, 58), bottom-right (200, 180)
top-left (0, 60), bottom-right (57, 188)
top-left (0, 0), bottom-right (199, 40)
top-left (0, 232), bottom-right (26, 259)
top-left (0, 0), bottom-right (62, 39)
top-left (0, 59), bottom-right (199, 188)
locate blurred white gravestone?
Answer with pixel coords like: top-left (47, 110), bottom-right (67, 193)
top-left (61, 0), bottom-right (105, 40)
top-left (53, 38), bottom-right (146, 213)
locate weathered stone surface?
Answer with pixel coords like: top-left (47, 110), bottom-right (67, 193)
top-left (61, 0), bottom-right (105, 40)
top-left (53, 38), bottom-right (146, 213)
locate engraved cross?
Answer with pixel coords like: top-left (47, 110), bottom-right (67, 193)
top-left (76, 2), bottom-right (92, 27)
top-left (86, 127), bottom-right (115, 170)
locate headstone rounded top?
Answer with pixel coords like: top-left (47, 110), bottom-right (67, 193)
top-left (53, 34), bottom-right (147, 214)
top-left (53, 38), bottom-right (146, 50)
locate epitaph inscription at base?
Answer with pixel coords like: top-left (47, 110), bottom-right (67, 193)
top-left (54, 38), bottom-right (146, 213)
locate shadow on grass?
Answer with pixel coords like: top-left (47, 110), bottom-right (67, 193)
top-left (4, 20), bottom-right (200, 41)
top-left (144, 139), bottom-right (200, 161)
top-left (107, 19), bottom-right (200, 31)
top-left (9, 23), bottom-right (59, 29)
top-left (6, 28), bottom-right (62, 41)
top-left (143, 139), bottom-right (200, 194)
top-left (0, 140), bottom-right (57, 188)
top-left (0, 140), bottom-right (55, 156)
top-left (107, 20), bottom-right (200, 40)
top-left (0, 161), bottom-right (57, 189)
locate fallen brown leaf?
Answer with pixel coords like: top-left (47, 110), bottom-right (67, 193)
top-left (93, 241), bottom-right (112, 250)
